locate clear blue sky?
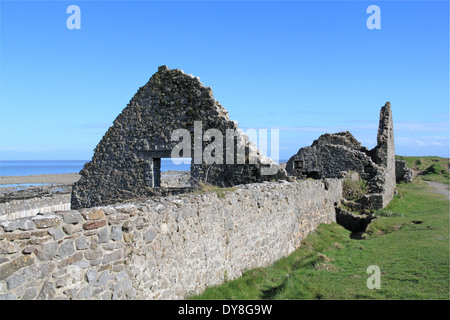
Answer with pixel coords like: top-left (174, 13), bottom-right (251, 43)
top-left (1, 0), bottom-right (448, 161)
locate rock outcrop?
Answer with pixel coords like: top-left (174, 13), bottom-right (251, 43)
top-left (71, 66), bottom-right (286, 209)
top-left (395, 160), bottom-right (414, 183)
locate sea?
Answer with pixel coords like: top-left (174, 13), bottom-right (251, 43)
top-left (0, 159), bottom-right (288, 177)
top-left (0, 160), bottom-right (191, 177)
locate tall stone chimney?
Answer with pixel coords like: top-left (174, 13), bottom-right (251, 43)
top-left (374, 101), bottom-right (396, 207)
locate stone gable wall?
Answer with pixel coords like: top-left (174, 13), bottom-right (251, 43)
top-left (0, 179), bottom-right (341, 300)
top-left (72, 66), bottom-right (286, 210)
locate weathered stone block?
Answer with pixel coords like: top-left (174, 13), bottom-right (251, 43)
top-left (0, 281), bottom-right (6, 294)
top-left (22, 246), bottom-right (36, 255)
top-left (108, 214), bottom-right (129, 225)
top-left (121, 220), bottom-right (133, 233)
top-left (22, 262), bottom-right (49, 281)
top-left (97, 227), bottom-right (109, 243)
top-left (144, 228), bottom-right (157, 243)
top-left (58, 251), bottom-right (83, 269)
top-left (27, 237), bottom-right (49, 246)
top-left (0, 256), bottom-right (34, 281)
top-left (110, 226), bottom-right (122, 241)
top-left (90, 236), bottom-right (99, 250)
top-left (63, 223), bottom-right (82, 235)
top-left (32, 215), bottom-right (61, 229)
top-left (85, 269), bottom-right (97, 284)
top-left (75, 236), bottom-right (90, 250)
top-left (56, 239), bottom-right (75, 258)
top-left (5, 232), bottom-right (30, 241)
top-left (123, 233), bottom-right (132, 243)
top-left (102, 250), bottom-right (122, 265)
top-left (101, 207), bottom-right (116, 215)
top-left (84, 249), bottom-right (103, 261)
top-left (6, 273), bottom-right (25, 290)
top-left (21, 286), bottom-right (38, 300)
top-left (82, 209), bottom-right (105, 221)
top-left (77, 286), bottom-right (92, 299)
top-left (34, 242), bottom-right (57, 261)
top-left (116, 205), bottom-right (137, 214)
top-left (0, 243), bottom-right (20, 255)
top-left (37, 281), bottom-right (55, 300)
top-left (96, 270), bottom-right (109, 287)
top-left (62, 211), bottom-right (83, 224)
top-left (83, 219), bottom-right (107, 230)
top-left (0, 219), bottom-right (35, 232)
top-left (31, 230), bottom-right (48, 238)
top-left (48, 228), bottom-right (65, 240)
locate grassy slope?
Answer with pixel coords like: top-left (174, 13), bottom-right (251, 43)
top-left (191, 164), bottom-right (449, 300)
top-left (396, 155), bottom-right (449, 184)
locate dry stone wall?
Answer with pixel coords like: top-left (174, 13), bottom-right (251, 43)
top-left (0, 186), bottom-right (71, 222)
top-left (0, 179), bottom-right (342, 300)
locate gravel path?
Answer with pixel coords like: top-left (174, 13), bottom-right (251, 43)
top-left (425, 181), bottom-right (449, 199)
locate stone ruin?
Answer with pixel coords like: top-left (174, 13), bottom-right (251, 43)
top-left (72, 66), bottom-right (411, 211)
top-left (0, 66), bottom-right (419, 300)
top-left (286, 102), bottom-right (399, 209)
top-left (71, 66), bottom-right (286, 209)
top-left (395, 160), bottom-right (414, 183)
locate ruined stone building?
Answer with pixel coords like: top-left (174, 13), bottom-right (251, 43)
top-left (72, 66), bottom-right (406, 211)
top-left (1, 66), bottom-right (416, 300)
top-left (71, 66), bottom-right (286, 209)
top-left (286, 102), bottom-right (397, 209)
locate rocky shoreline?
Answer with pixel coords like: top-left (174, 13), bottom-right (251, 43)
top-left (0, 171), bottom-right (190, 200)
top-left (0, 171), bottom-right (191, 221)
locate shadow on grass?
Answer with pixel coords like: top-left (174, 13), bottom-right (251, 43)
top-left (261, 281), bottom-right (287, 299)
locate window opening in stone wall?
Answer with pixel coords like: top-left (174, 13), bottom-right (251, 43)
top-left (160, 158), bottom-right (191, 188)
top-left (294, 160), bottom-right (303, 169)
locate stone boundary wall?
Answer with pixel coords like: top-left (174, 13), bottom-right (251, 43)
top-left (0, 193), bottom-right (71, 222)
top-left (0, 179), bottom-right (342, 300)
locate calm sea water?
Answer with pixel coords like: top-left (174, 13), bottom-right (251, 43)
top-left (0, 159), bottom-right (287, 177)
top-left (0, 160), bottom-right (191, 177)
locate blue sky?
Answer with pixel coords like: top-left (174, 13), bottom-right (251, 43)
top-left (1, 0), bottom-right (449, 161)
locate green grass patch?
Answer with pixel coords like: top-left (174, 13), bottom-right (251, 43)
top-left (193, 182), bottom-right (238, 198)
top-left (190, 178), bottom-right (449, 300)
top-left (396, 155), bottom-right (449, 184)
top-left (342, 176), bottom-right (368, 200)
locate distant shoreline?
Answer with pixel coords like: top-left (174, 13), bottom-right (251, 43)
top-left (0, 171), bottom-right (192, 186)
top-left (0, 173), bottom-right (81, 185)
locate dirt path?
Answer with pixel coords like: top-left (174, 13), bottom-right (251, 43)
top-left (425, 181), bottom-right (449, 200)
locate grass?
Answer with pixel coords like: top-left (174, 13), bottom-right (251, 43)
top-left (193, 182), bottom-right (238, 198)
top-left (190, 177), bottom-right (449, 300)
top-left (342, 176), bottom-right (368, 200)
top-left (396, 155), bottom-right (449, 184)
